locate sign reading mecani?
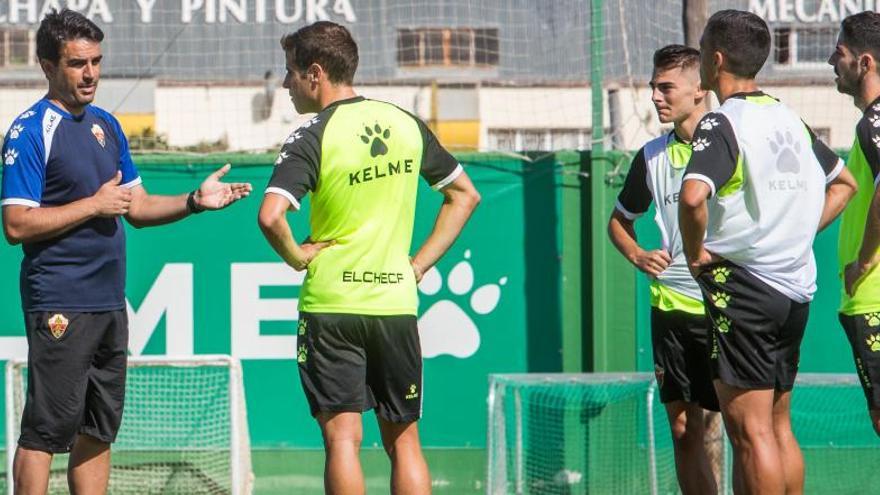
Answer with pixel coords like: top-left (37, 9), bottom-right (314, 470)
top-left (750, 0), bottom-right (880, 23)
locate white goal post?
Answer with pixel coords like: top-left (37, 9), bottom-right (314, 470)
top-left (6, 355), bottom-right (252, 495)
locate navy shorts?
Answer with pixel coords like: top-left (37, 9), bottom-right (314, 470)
top-left (19, 310), bottom-right (128, 453)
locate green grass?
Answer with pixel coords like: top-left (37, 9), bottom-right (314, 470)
top-left (252, 448), bottom-right (485, 494)
top-left (0, 448), bottom-right (486, 494)
top-left (0, 446), bottom-right (872, 493)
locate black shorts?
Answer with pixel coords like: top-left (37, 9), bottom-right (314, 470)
top-left (651, 308), bottom-right (720, 411)
top-left (695, 261), bottom-right (809, 391)
top-left (839, 313), bottom-right (880, 410)
top-left (297, 312), bottom-right (422, 423)
top-left (19, 311), bottom-right (128, 453)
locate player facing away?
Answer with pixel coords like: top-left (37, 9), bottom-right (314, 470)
top-left (0, 9), bottom-right (252, 495)
top-left (679, 10), bottom-right (856, 495)
top-left (608, 44), bottom-right (719, 495)
top-left (829, 11), bottom-right (880, 437)
top-left (257, 22), bottom-right (480, 495)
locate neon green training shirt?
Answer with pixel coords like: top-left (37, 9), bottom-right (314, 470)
top-left (839, 97), bottom-right (880, 315)
top-left (266, 97), bottom-right (462, 316)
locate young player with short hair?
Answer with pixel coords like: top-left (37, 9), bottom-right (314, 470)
top-left (608, 44), bottom-right (719, 495)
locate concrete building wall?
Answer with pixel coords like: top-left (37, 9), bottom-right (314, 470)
top-left (0, 82), bottom-right (861, 152)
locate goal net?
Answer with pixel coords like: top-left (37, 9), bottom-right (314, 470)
top-left (5, 355), bottom-right (252, 495)
top-left (487, 372), bottom-right (878, 495)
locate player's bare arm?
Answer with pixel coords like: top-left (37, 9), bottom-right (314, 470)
top-left (258, 192), bottom-right (333, 271)
top-left (845, 185), bottom-right (880, 295)
top-left (819, 166), bottom-right (857, 232)
top-left (126, 164), bottom-right (251, 228)
top-left (607, 209), bottom-right (672, 277)
top-left (679, 180), bottom-right (716, 277)
top-left (2, 171), bottom-right (131, 245)
top-left (410, 172), bottom-right (480, 282)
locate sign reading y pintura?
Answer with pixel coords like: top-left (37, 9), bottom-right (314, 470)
top-left (0, 0), bottom-right (357, 24)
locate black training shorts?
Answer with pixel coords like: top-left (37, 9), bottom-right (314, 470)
top-left (696, 261), bottom-right (809, 391)
top-left (297, 312), bottom-right (423, 423)
top-left (651, 307), bottom-right (720, 411)
top-left (19, 310), bottom-right (128, 453)
top-left (839, 312), bottom-right (880, 410)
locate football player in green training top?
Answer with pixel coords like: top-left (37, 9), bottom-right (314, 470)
top-left (829, 11), bottom-right (880, 437)
top-left (257, 21), bottom-right (480, 495)
top-left (609, 44), bottom-right (719, 495)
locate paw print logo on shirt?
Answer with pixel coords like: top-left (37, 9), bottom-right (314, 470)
top-left (866, 333), bottom-right (880, 352)
top-left (700, 117), bottom-right (719, 131)
top-left (711, 291), bottom-right (731, 309)
top-left (864, 313), bottom-right (880, 327)
top-left (361, 123), bottom-right (391, 158)
top-left (275, 151), bottom-right (289, 166)
top-left (4, 149), bottom-right (18, 165)
top-left (300, 117), bottom-right (320, 129)
top-left (8, 124), bottom-right (24, 140)
top-left (17, 110), bottom-right (35, 120)
top-left (284, 131), bottom-right (302, 144)
top-left (872, 134), bottom-right (880, 150)
top-left (870, 115), bottom-right (880, 128)
top-left (692, 138), bottom-right (711, 151)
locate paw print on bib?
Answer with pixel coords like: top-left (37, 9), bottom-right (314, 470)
top-left (769, 131), bottom-right (801, 174)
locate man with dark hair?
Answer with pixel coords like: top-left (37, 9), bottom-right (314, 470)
top-left (829, 11), bottom-right (880, 437)
top-left (609, 44), bottom-right (719, 495)
top-left (679, 9), bottom-right (856, 494)
top-left (1, 8), bottom-right (251, 494)
top-left (258, 21), bottom-right (480, 494)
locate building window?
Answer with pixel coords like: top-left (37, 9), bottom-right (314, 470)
top-left (773, 26), bottom-right (836, 66)
top-left (487, 128), bottom-right (593, 151)
top-left (397, 28), bottom-right (499, 68)
top-left (0, 28), bottom-right (35, 67)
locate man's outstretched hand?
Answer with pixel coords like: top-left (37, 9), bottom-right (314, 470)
top-left (196, 164), bottom-right (253, 210)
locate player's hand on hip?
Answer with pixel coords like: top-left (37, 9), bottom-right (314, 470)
top-left (291, 239), bottom-right (335, 271)
top-left (411, 259), bottom-right (425, 283)
top-left (92, 171), bottom-right (132, 217)
top-left (844, 261), bottom-right (868, 297)
top-left (196, 164), bottom-right (254, 211)
top-left (633, 248), bottom-right (672, 277)
top-left (688, 248), bottom-right (720, 278)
